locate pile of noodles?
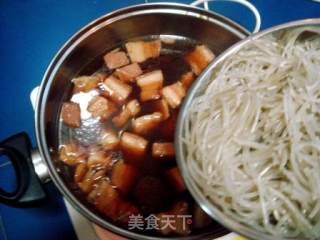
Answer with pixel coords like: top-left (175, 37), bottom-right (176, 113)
top-left (183, 27), bottom-right (320, 238)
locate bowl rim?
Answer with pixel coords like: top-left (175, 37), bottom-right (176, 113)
top-left (175, 18), bottom-right (320, 240)
top-left (35, 2), bottom-right (250, 240)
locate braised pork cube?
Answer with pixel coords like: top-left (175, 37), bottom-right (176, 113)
top-left (87, 149), bottom-right (112, 169)
top-left (140, 89), bottom-right (161, 102)
top-left (59, 142), bottom-right (86, 166)
top-left (152, 142), bottom-right (175, 158)
top-left (157, 201), bottom-right (191, 236)
top-left (99, 129), bottom-right (119, 151)
top-left (112, 99), bottom-right (141, 127)
top-left (104, 51), bottom-right (129, 70)
top-left (137, 70), bottom-right (163, 91)
top-left (139, 73), bottom-right (162, 101)
top-left (126, 99), bottom-right (141, 116)
top-left (161, 82), bottom-right (186, 109)
top-left (112, 108), bottom-right (130, 128)
top-left (185, 45), bottom-right (215, 75)
top-left (132, 112), bottom-right (163, 135)
top-left (94, 72), bottom-right (107, 82)
top-left (78, 168), bottom-right (106, 193)
top-left (93, 180), bottom-right (122, 220)
top-left (93, 180), bottom-right (140, 225)
top-left (87, 184), bottom-right (100, 204)
top-left (120, 132), bottom-right (148, 157)
top-left (166, 167), bottom-right (186, 193)
top-left (74, 163), bottom-right (88, 183)
top-left (111, 160), bottom-right (139, 194)
top-left (87, 96), bottom-right (117, 121)
top-left (192, 204), bottom-right (212, 229)
top-left (125, 40), bottom-right (161, 63)
top-left (61, 102), bottom-right (81, 128)
top-left (152, 99), bottom-right (170, 120)
top-left (114, 63), bottom-right (142, 82)
top-left (78, 170), bottom-right (95, 193)
top-left (180, 71), bottom-right (195, 89)
top-left (72, 75), bottom-right (100, 93)
top-left (102, 76), bottom-right (132, 104)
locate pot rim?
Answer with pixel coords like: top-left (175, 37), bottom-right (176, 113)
top-left (175, 18), bottom-right (320, 240)
top-left (35, 3), bottom-right (249, 239)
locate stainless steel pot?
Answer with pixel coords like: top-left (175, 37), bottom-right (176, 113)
top-left (176, 18), bottom-right (320, 240)
top-left (0, 3), bottom-right (249, 239)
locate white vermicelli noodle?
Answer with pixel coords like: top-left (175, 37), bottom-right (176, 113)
top-left (183, 27), bottom-right (320, 239)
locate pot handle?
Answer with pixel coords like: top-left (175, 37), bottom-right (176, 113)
top-left (190, 0), bottom-right (261, 33)
top-left (0, 132), bottom-right (46, 207)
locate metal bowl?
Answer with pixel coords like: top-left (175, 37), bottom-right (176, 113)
top-left (34, 3), bottom-right (249, 240)
top-left (176, 18), bottom-right (320, 240)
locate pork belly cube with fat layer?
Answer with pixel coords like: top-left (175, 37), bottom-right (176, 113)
top-left (78, 168), bottom-right (106, 193)
top-left (161, 82), bottom-right (186, 109)
top-left (74, 163), bottom-right (88, 183)
top-left (103, 76), bottom-right (132, 103)
top-left (87, 148), bottom-right (112, 168)
top-left (114, 63), bottom-right (142, 82)
top-left (61, 102), bottom-right (81, 128)
top-left (87, 96), bottom-right (117, 121)
top-left (140, 89), bottom-right (161, 102)
top-left (99, 129), bottom-right (120, 150)
top-left (126, 99), bottom-right (141, 116)
top-left (132, 112), bottom-right (163, 135)
top-left (185, 45), bottom-right (215, 75)
top-left (104, 50), bottom-right (129, 70)
top-left (151, 99), bottom-right (170, 120)
top-left (92, 180), bottom-right (121, 220)
top-left (120, 132), bottom-right (148, 157)
top-left (157, 201), bottom-right (191, 236)
top-left (112, 160), bottom-right (139, 194)
top-left (180, 71), bottom-right (195, 89)
top-left (166, 167), bottom-right (186, 192)
top-left (59, 142), bottom-right (86, 166)
top-left (125, 40), bottom-right (161, 63)
top-left (152, 142), bottom-right (175, 158)
top-left (94, 72), bottom-right (107, 82)
top-left (91, 179), bottom-right (141, 224)
top-left (137, 70), bottom-right (164, 102)
top-left (112, 99), bottom-right (141, 127)
top-left (72, 75), bottom-right (100, 93)
top-left (137, 70), bottom-right (163, 91)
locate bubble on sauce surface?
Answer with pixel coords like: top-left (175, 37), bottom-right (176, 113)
top-left (72, 117), bottom-right (102, 146)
